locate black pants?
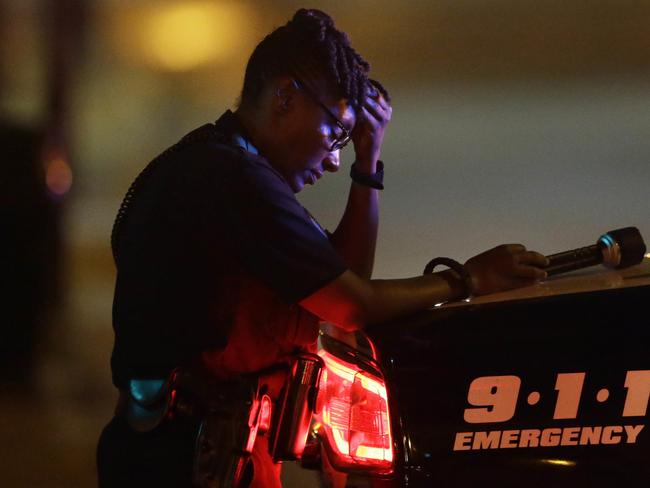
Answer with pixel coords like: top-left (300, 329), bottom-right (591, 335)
top-left (97, 415), bottom-right (200, 487)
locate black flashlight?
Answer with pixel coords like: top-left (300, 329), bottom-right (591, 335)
top-left (545, 227), bottom-right (646, 276)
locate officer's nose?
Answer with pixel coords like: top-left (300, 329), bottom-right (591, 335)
top-left (322, 150), bottom-right (340, 173)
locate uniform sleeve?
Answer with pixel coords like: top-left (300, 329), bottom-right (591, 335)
top-left (219, 156), bottom-right (347, 303)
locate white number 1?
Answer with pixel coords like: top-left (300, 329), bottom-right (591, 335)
top-left (623, 370), bottom-right (650, 417)
top-left (553, 372), bottom-right (585, 419)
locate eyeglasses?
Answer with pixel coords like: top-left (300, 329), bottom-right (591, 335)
top-left (293, 77), bottom-right (352, 151)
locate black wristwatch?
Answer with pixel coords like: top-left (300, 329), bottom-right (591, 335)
top-left (350, 160), bottom-right (384, 190)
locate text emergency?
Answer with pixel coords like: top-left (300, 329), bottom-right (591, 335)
top-left (453, 424), bottom-right (645, 451)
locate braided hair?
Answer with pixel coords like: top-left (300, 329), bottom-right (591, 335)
top-left (240, 9), bottom-right (370, 109)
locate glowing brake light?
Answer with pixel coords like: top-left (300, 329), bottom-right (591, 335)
top-left (315, 350), bottom-right (394, 473)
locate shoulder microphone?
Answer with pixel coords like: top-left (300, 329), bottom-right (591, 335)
top-left (545, 227), bottom-right (646, 276)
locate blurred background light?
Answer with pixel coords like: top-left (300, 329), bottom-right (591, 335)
top-left (44, 152), bottom-right (73, 197)
top-left (109, 1), bottom-right (250, 72)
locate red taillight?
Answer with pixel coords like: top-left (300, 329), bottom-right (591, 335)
top-left (314, 350), bottom-right (394, 473)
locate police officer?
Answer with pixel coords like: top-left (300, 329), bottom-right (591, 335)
top-left (98, 9), bottom-right (548, 488)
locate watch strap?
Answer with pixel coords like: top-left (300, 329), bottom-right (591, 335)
top-left (350, 160), bottom-right (384, 190)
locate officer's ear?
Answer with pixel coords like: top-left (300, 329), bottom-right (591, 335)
top-left (272, 76), bottom-right (298, 114)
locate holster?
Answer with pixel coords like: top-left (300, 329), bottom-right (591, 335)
top-left (191, 353), bottom-right (324, 484)
top-left (268, 353), bottom-right (323, 462)
top-left (189, 373), bottom-right (269, 488)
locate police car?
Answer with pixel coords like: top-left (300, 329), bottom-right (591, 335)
top-left (300, 248), bottom-right (650, 487)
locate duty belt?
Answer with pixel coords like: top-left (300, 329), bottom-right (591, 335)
top-left (116, 354), bottom-right (323, 487)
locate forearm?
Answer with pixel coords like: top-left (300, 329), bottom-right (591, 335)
top-left (301, 244), bottom-right (549, 332)
top-left (330, 180), bottom-right (379, 279)
top-left (363, 270), bottom-right (465, 325)
top-left (300, 269), bottom-right (467, 332)
top-left (330, 77), bottom-right (390, 279)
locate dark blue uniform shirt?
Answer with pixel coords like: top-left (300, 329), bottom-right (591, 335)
top-left (110, 111), bottom-right (346, 388)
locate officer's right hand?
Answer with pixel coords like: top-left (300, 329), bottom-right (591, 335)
top-left (464, 244), bottom-right (549, 296)
top-left (351, 80), bottom-right (391, 168)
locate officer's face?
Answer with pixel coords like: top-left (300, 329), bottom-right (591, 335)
top-left (273, 84), bottom-right (356, 193)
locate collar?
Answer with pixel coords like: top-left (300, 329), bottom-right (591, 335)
top-left (214, 110), bottom-right (259, 156)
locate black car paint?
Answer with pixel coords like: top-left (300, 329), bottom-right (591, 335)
top-left (366, 284), bottom-right (650, 487)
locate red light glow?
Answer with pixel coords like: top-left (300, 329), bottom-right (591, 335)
top-left (258, 394), bottom-right (272, 433)
top-left (314, 350), bottom-right (393, 473)
top-left (244, 394), bottom-right (273, 453)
